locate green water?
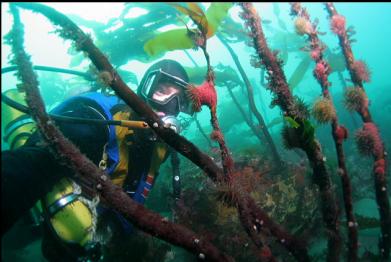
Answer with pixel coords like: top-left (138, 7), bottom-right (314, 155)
top-left (1, 2), bottom-right (390, 261)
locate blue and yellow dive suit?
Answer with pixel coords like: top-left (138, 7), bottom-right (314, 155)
top-left (2, 91), bottom-right (171, 261)
top-left (2, 59), bottom-right (190, 261)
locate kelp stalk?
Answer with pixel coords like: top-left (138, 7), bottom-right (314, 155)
top-left (11, 3), bottom-right (308, 261)
top-left (290, 3), bottom-right (357, 260)
top-left (185, 9), bottom-right (276, 259)
top-left (218, 33), bottom-right (282, 167)
top-left (239, 3), bottom-right (341, 261)
top-left (187, 6), bottom-right (311, 260)
top-left (236, 193), bottom-right (277, 262)
top-left (182, 50), bottom-right (214, 150)
top-left (187, 10), bottom-right (235, 176)
top-left (325, 3), bottom-right (390, 259)
top-left (6, 4), bottom-right (232, 261)
top-left (184, 43), bottom-right (266, 153)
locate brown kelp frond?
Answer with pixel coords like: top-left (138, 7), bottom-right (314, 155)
top-left (144, 3), bottom-right (232, 57)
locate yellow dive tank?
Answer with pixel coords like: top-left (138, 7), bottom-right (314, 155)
top-left (2, 88), bottom-right (36, 149)
top-left (43, 178), bottom-right (95, 246)
top-left (2, 88), bottom-right (94, 246)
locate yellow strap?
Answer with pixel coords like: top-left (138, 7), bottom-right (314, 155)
top-left (120, 120), bottom-right (149, 129)
top-left (147, 143), bottom-right (168, 179)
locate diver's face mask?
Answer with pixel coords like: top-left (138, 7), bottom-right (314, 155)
top-left (140, 69), bottom-right (193, 116)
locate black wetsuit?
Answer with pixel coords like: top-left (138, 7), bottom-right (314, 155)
top-left (1, 100), bottom-right (108, 236)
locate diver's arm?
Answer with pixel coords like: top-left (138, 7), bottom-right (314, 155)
top-left (1, 146), bottom-right (69, 236)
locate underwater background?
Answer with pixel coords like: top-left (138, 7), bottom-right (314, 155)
top-left (1, 2), bottom-right (391, 261)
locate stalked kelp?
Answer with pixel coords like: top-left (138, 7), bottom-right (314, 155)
top-left (177, 3), bottom-right (234, 176)
top-left (6, 3), bottom-right (308, 261)
top-left (325, 3), bottom-right (390, 259)
top-left (173, 5), bottom-right (309, 260)
top-left (238, 3), bottom-right (341, 261)
top-left (289, 3), bottom-right (358, 260)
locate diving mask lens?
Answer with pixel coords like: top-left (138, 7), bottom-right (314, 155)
top-left (140, 69), bottom-right (194, 115)
top-left (141, 69), bottom-right (189, 105)
top-left (151, 85), bottom-right (180, 104)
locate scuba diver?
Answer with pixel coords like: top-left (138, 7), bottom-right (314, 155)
top-left (1, 59), bottom-right (193, 261)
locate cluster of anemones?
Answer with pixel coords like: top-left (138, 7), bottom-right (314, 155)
top-left (289, 96), bottom-right (310, 121)
top-left (294, 17), bottom-right (313, 35)
top-left (351, 60), bottom-right (371, 83)
top-left (313, 60), bottom-right (331, 87)
top-left (312, 97), bottom-right (336, 124)
top-left (355, 122), bottom-right (384, 157)
top-left (186, 81), bottom-right (217, 112)
top-left (330, 14), bottom-right (346, 36)
top-left (343, 87), bottom-right (368, 113)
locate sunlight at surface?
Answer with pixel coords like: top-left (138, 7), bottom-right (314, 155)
top-left (45, 2), bottom-right (125, 24)
top-left (124, 7), bottom-right (149, 19)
